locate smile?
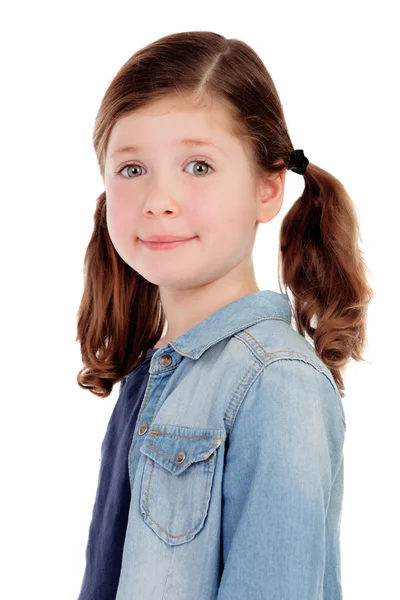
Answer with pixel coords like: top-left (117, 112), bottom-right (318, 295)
top-left (139, 237), bottom-right (196, 251)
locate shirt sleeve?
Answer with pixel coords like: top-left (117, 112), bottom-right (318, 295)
top-left (216, 357), bottom-right (346, 600)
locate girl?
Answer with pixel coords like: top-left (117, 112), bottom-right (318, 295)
top-left (76, 31), bottom-right (373, 600)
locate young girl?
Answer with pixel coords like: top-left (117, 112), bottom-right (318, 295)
top-left (76, 31), bottom-right (373, 600)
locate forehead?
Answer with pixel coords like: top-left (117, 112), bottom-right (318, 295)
top-left (107, 95), bottom-right (241, 159)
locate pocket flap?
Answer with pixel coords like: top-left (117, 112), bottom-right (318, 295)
top-left (139, 423), bottom-right (226, 475)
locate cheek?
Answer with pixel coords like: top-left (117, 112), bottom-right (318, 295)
top-left (182, 201), bottom-right (211, 237)
top-left (189, 204), bottom-right (244, 250)
top-left (106, 196), bottom-right (135, 248)
top-left (208, 204), bottom-right (255, 254)
top-left (188, 188), bottom-right (226, 230)
top-left (106, 199), bottom-right (121, 231)
top-left (107, 186), bottom-right (136, 220)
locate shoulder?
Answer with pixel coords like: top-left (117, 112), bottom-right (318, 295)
top-left (225, 354), bottom-right (346, 488)
top-left (223, 318), bottom-right (346, 435)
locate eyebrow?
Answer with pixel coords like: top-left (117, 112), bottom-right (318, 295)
top-left (110, 138), bottom-right (225, 159)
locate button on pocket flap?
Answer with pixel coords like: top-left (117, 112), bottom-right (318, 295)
top-left (139, 423), bottom-right (225, 475)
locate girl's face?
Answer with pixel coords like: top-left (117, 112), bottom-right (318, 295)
top-left (103, 94), bottom-right (283, 290)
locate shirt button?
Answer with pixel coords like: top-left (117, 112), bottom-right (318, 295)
top-left (138, 423), bottom-right (148, 435)
top-left (159, 353), bottom-right (173, 367)
top-left (176, 451), bottom-right (186, 463)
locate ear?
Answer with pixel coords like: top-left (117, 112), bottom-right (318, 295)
top-left (255, 169), bottom-right (286, 224)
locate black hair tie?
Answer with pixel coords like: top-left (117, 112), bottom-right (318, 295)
top-left (288, 149), bottom-right (309, 175)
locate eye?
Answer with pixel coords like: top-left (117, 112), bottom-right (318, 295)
top-left (117, 158), bottom-right (214, 179)
top-left (118, 163), bottom-right (143, 178)
top-left (185, 159), bottom-right (214, 177)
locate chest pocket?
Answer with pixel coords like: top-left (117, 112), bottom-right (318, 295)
top-left (139, 423), bottom-right (225, 546)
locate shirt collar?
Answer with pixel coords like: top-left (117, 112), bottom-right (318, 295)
top-left (155, 290), bottom-right (292, 360)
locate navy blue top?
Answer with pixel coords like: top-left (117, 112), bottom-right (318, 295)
top-left (78, 347), bottom-right (157, 600)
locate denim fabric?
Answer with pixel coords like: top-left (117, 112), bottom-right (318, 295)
top-left (114, 290), bottom-right (346, 600)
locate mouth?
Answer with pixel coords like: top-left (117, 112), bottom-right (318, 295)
top-left (139, 237), bottom-right (196, 251)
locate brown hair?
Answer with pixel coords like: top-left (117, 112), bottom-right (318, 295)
top-left (76, 31), bottom-right (374, 398)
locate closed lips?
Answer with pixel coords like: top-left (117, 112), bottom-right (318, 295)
top-left (141, 236), bottom-right (195, 242)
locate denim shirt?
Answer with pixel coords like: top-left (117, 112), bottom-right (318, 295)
top-left (115, 290), bottom-right (346, 600)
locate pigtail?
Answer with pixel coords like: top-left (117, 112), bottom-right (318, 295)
top-left (75, 192), bottom-right (165, 397)
top-left (278, 161), bottom-right (374, 397)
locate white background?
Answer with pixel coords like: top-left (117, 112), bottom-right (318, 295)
top-left (1, 0), bottom-right (398, 598)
